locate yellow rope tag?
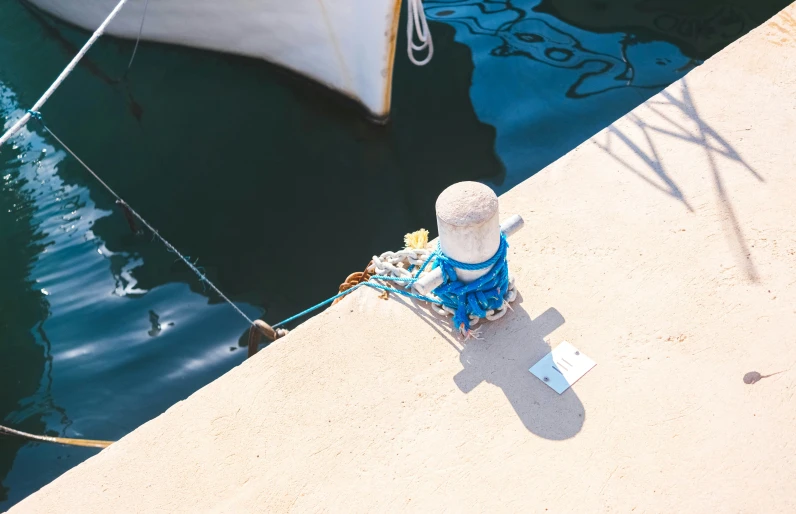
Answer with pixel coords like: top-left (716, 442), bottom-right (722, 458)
top-left (404, 229), bottom-right (429, 250)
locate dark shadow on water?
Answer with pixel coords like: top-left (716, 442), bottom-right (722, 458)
top-left (537, 0), bottom-right (792, 61)
top-left (0, 1), bottom-right (503, 508)
top-left (593, 79), bottom-right (762, 281)
top-left (24, 6), bottom-right (506, 326)
top-left (425, 0), bottom-right (789, 190)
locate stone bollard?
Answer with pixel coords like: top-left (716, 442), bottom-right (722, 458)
top-left (414, 181), bottom-right (524, 297)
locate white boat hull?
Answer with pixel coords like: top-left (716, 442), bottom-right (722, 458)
top-left (27, 0), bottom-right (403, 119)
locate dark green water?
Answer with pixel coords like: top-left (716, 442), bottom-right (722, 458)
top-left (0, 0), bottom-right (788, 508)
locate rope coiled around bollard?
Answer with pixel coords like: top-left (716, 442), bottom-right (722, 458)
top-left (427, 234), bottom-right (511, 332)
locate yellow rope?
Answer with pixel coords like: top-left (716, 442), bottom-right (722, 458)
top-left (404, 228), bottom-right (429, 250)
top-left (0, 424), bottom-right (113, 449)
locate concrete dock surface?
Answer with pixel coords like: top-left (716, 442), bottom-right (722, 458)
top-left (10, 3), bottom-right (796, 513)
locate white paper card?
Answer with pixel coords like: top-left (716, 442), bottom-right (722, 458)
top-left (529, 341), bottom-right (596, 394)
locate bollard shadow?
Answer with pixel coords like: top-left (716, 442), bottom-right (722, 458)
top-left (392, 291), bottom-right (585, 440)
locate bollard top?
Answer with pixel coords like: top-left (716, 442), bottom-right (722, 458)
top-left (436, 182), bottom-right (498, 228)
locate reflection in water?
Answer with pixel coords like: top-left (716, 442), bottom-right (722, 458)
top-left (428, 1), bottom-right (696, 99)
top-left (0, 84), bottom-right (262, 507)
top-left (0, 0), bottom-right (788, 508)
top-left (536, 0), bottom-right (784, 60)
top-left (425, 0), bottom-right (787, 189)
top-left (0, 93), bottom-right (49, 503)
top-left (0, 0), bottom-right (500, 507)
top-left (19, 0), bottom-right (146, 121)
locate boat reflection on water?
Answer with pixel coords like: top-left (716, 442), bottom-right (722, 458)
top-left (0, 77), bottom-right (271, 506)
top-left (0, 93), bottom-right (50, 504)
top-left (425, 0), bottom-right (787, 189)
top-left (428, 1), bottom-right (696, 96)
top-left (0, 0), bottom-right (503, 506)
top-left (536, 0), bottom-right (785, 60)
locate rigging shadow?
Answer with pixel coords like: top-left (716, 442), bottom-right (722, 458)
top-left (390, 292), bottom-right (585, 440)
top-left (593, 78), bottom-right (763, 282)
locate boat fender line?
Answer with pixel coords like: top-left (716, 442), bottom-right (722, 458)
top-left (0, 0), bottom-right (131, 149)
top-left (407, 0), bottom-right (434, 66)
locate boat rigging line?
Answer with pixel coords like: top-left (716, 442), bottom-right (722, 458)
top-left (124, 0), bottom-right (151, 76)
top-left (0, 0), bottom-right (130, 148)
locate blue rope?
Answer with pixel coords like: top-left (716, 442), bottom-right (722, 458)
top-left (428, 233), bottom-right (510, 331)
top-left (273, 282), bottom-right (441, 329)
top-left (273, 285), bottom-right (367, 328)
top-left (274, 233), bottom-right (510, 332)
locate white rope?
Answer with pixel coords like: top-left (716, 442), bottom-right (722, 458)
top-left (370, 244), bottom-right (517, 333)
top-left (0, 0), bottom-right (130, 148)
top-left (407, 0), bottom-right (434, 66)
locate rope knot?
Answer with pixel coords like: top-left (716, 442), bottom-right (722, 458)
top-left (26, 110), bottom-right (43, 121)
